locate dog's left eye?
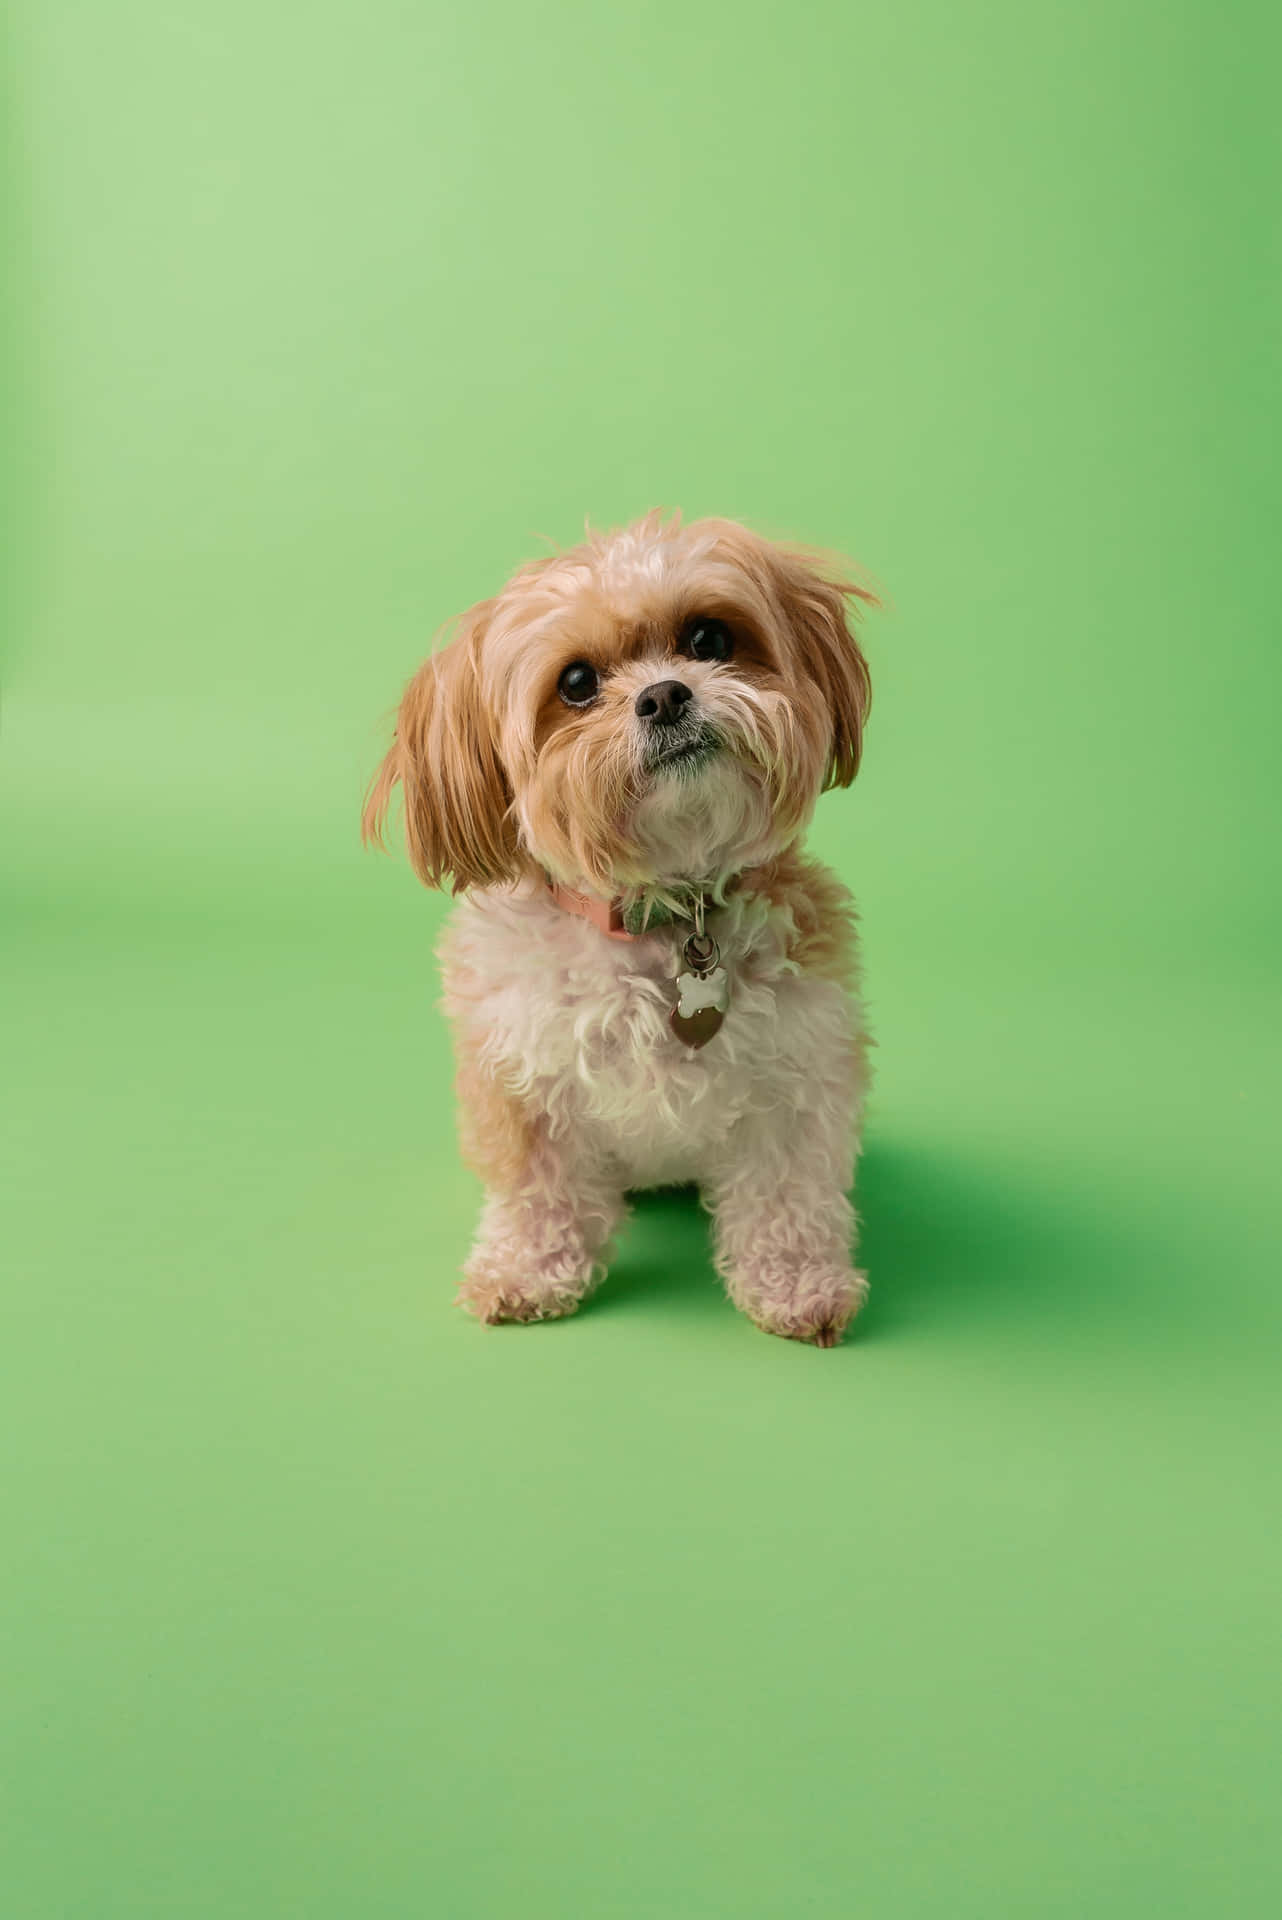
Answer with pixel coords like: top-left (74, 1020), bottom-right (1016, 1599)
top-left (557, 661), bottom-right (600, 707)
top-left (681, 617), bottom-right (734, 663)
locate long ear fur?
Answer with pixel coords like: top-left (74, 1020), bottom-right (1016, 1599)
top-left (361, 602), bottom-right (520, 891)
top-left (774, 547), bottom-right (876, 789)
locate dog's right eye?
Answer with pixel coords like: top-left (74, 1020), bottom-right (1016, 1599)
top-left (557, 661), bottom-right (600, 707)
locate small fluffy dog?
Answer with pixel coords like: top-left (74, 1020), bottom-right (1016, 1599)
top-left (364, 512), bottom-right (877, 1345)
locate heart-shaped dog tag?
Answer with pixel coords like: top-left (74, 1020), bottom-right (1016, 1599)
top-left (670, 1003), bottom-right (725, 1048)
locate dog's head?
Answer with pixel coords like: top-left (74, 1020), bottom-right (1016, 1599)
top-left (363, 513), bottom-right (875, 898)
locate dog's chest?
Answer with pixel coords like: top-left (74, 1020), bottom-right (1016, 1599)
top-left (445, 891), bottom-right (842, 1183)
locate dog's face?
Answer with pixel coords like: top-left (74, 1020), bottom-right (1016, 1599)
top-left (364, 514), bottom-right (874, 898)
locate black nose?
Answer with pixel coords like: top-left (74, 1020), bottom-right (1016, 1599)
top-left (634, 679), bottom-right (693, 726)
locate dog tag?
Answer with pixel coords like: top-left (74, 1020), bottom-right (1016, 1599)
top-left (671, 930), bottom-right (729, 1049)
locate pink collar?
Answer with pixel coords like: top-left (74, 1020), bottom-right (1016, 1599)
top-left (546, 879), bottom-right (641, 941)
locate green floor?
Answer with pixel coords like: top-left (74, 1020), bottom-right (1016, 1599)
top-left (5, 1), bottom-right (1280, 1912)
top-left (4, 808), bottom-right (1279, 1917)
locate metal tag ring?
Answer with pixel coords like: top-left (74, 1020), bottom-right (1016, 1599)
top-left (683, 931), bottom-right (719, 973)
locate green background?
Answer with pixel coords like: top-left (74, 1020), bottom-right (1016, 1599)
top-left (4, 3), bottom-right (1279, 1915)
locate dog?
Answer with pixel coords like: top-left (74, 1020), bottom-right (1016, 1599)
top-left (363, 511), bottom-right (877, 1345)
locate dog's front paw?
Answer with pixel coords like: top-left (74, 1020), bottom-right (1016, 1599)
top-left (749, 1268), bottom-right (868, 1349)
top-left (456, 1271), bottom-right (584, 1326)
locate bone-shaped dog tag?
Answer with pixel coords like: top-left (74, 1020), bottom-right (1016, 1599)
top-left (670, 930), bottom-right (729, 1048)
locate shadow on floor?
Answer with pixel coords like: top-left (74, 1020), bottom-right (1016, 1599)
top-left (586, 1183), bottom-right (719, 1324)
top-left (855, 1135), bottom-right (1136, 1342)
top-left (583, 1134), bottom-right (1183, 1346)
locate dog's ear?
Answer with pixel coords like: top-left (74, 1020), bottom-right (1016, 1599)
top-left (362, 601), bottom-right (521, 891)
top-left (772, 547), bottom-right (876, 789)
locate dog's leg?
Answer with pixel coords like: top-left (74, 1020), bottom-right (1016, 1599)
top-left (456, 1124), bottom-right (625, 1326)
top-left (702, 1096), bottom-right (866, 1348)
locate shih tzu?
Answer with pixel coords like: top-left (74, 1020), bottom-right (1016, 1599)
top-left (363, 512), bottom-right (877, 1346)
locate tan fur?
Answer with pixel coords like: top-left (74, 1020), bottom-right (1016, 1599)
top-left (694, 521), bottom-right (876, 791)
top-left (743, 848), bottom-right (862, 989)
top-left (453, 1033), bottom-right (535, 1191)
top-left (361, 601), bottom-right (525, 892)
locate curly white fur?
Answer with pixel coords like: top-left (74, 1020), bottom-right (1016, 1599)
top-left (444, 875), bottom-right (871, 1344)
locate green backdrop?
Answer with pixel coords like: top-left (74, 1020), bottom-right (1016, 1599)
top-left (4, 4), bottom-right (1279, 1915)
